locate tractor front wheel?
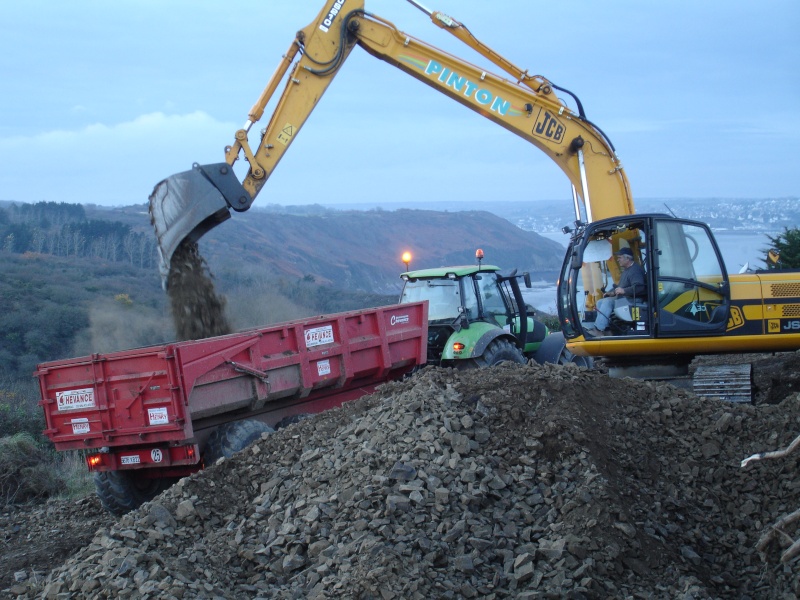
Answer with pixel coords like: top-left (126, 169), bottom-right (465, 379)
top-left (472, 338), bottom-right (527, 368)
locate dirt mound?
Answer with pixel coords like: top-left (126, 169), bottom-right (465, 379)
top-left (1, 495), bottom-right (114, 594)
top-left (10, 361), bottom-right (799, 599)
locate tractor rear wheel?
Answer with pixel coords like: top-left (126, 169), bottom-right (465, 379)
top-left (473, 338), bottom-right (527, 368)
top-left (203, 419), bottom-right (274, 466)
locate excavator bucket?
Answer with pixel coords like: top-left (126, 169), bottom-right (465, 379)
top-left (148, 162), bottom-right (253, 283)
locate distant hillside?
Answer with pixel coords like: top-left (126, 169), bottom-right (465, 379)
top-left (0, 201), bottom-right (563, 382)
top-left (199, 207), bottom-right (565, 294)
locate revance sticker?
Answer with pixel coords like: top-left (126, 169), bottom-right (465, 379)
top-left (305, 325), bottom-right (335, 348)
top-left (56, 388), bottom-right (96, 411)
top-left (148, 407), bottom-right (169, 426)
top-left (121, 455), bottom-right (141, 465)
top-left (317, 359), bottom-right (331, 376)
top-left (71, 418), bottom-right (90, 435)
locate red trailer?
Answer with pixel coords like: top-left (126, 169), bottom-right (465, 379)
top-left (37, 302), bottom-right (427, 514)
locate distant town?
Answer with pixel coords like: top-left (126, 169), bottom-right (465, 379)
top-left (328, 197), bottom-right (798, 235)
top-left (484, 197), bottom-right (799, 235)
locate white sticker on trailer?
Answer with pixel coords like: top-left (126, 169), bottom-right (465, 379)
top-left (305, 325), bottom-right (334, 348)
top-left (71, 418), bottom-right (90, 435)
top-left (317, 359), bottom-right (331, 376)
top-left (56, 388), bottom-right (96, 411)
top-left (148, 407), bottom-right (169, 425)
top-left (390, 314), bottom-right (410, 325)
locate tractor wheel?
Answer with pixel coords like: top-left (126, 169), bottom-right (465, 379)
top-left (473, 338), bottom-right (527, 368)
top-left (203, 419), bottom-right (274, 465)
top-left (94, 470), bottom-right (175, 517)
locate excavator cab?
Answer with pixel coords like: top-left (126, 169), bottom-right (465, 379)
top-left (557, 214), bottom-right (732, 358)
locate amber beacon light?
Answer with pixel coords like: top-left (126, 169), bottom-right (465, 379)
top-left (402, 251), bottom-right (412, 271)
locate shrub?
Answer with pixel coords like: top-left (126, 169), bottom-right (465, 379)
top-left (0, 384), bottom-right (44, 439)
top-left (537, 310), bottom-right (562, 332)
top-left (765, 227), bottom-right (800, 269)
top-left (0, 433), bottom-right (65, 504)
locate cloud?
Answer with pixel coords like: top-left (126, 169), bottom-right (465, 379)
top-left (0, 112), bottom-right (236, 205)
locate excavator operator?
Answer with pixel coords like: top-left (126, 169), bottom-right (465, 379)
top-left (586, 248), bottom-right (646, 337)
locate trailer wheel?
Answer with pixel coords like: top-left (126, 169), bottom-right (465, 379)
top-left (275, 413), bottom-right (312, 430)
top-left (203, 419), bottom-right (274, 465)
top-left (94, 470), bottom-right (175, 517)
top-left (472, 338), bottom-right (527, 368)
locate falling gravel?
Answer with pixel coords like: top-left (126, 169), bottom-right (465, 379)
top-left (17, 359), bottom-right (800, 599)
top-left (167, 240), bottom-right (233, 341)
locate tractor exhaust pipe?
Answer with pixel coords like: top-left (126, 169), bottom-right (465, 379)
top-left (148, 162), bottom-right (254, 285)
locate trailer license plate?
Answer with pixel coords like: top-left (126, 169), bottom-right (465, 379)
top-left (121, 455), bottom-right (141, 465)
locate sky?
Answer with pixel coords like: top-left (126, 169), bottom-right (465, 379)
top-left (1, 0), bottom-right (798, 208)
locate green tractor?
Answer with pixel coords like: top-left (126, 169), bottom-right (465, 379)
top-left (398, 255), bottom-right (590, 369)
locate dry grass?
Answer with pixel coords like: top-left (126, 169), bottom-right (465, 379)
top-left (0, 433), bottom-right (76, 505)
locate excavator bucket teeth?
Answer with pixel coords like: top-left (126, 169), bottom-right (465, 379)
top-left (149, 163), bottom-right (251, 284)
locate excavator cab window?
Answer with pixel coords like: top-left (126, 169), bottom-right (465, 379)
top-left (652, 218), bottom-right (730, 336)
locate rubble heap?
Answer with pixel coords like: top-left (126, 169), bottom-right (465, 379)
top-left (22, 361), bottom-right (800, 598)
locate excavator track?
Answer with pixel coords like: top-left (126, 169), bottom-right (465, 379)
top-left (692, 363), bottom-right (753, 403)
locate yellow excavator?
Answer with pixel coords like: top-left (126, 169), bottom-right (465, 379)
top-left (149, 0), bottom-right (800, 391)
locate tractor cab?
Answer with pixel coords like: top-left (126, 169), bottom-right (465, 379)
top-left (399, 262), bottom-right (549, 367)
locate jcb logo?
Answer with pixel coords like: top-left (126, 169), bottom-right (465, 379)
top-left (727, 306), bottom-right (744, 331)
top-left (782, 320), bottom-right (800, 331)
top-left (532, 110), bottom-right (565, 143)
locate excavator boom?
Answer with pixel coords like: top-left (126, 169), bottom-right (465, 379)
top-left (149, 0), bottom-right (632, 281)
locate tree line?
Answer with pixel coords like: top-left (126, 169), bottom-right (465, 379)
top-left (0, 202), bottom-right (158, 268)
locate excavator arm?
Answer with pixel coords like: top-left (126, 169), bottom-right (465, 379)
top-left (149, 0), bottom-right (633, 280)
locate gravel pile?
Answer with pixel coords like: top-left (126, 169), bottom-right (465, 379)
top-left (14, 360), bottom-right (800, 599)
